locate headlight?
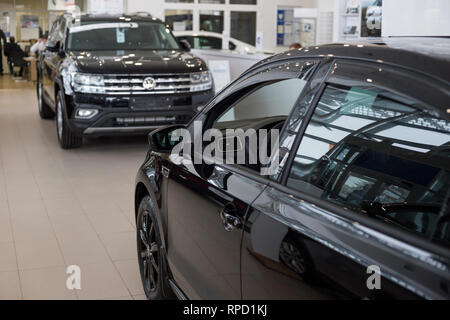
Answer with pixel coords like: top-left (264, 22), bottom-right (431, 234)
top-left (72, 73), bottom-right (105, 94)
top-left (190, 71), bottom-right (212, 92)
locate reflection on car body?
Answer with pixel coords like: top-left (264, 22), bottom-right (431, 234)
top-left (135, 42), bottom-right (450, 300)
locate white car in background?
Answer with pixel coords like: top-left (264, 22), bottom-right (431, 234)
top-left (173, 31), bottom-right (258, 54)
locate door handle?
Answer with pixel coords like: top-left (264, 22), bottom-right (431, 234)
top-left (219, 203), bottom-right (241, 232)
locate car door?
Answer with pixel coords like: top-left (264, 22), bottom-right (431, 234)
top-left (164, 58), bottom-right (318, 299)
top-left (241, 59), bottom-right (450, 299)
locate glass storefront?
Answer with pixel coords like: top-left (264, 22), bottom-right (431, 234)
top-left (165, 9), bottom-right (193, 31)
top-left (230, 11), bottom-right (256, 45)
top-left (163, 1), bottom-right (257, 46)
top-left (200, 10), bottom-right (224, 33)
top-left (0, 0), bottom-right (84, 41)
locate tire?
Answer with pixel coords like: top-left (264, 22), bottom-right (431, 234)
top-left (136, 196), bottom-right (174, 300)
top-left (37, 80), bottom-right (54, 119)
top-left (55, 91), bottom-right (82, 149)
top-left (279, 237), bottom-right (315, 281)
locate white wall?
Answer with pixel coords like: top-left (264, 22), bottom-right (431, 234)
top-left (382, 0), bottom-right (450, 37)
top-left (125, 0), bottom-right (318, 53)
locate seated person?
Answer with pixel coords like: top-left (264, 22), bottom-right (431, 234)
top-left (4, 36), bottom-right (28, 77)
top-left (30, 34), bottom-right (48, 55)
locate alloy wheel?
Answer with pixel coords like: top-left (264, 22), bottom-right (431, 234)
top-left (38, 82), bottom-right (43, 112)
top-left (139, 211), bottom-right (160, 292)
top-left (56, 99), bottom-right (63, 140)
top-left (280, 241), bottom-right (307, 275)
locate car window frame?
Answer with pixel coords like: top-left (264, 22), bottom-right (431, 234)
top-left (277, 57), bottom-right (450, 257)
top-left (195, 58), bottom-right (321, 175)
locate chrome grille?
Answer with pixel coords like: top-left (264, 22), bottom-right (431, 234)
top-left (103, 74), bottom-right (192, 95)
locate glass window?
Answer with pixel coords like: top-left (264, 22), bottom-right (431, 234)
top-left (212, 78), bottom-right (308, 173)
top-left (67, 21), bottom-right (180, 50)
top-left (286, 84), bottom-right (450, 243)
top-left (230, 0), bottom-right (257, 4)
top-left (180, 36), bottom-right (234, 50)
top-left (230, 11), bottom-right (256, 46)
top-left (165, 0), bottom-right (193, 2)
top-left (214, 79), bottom-right (307, 126)
top-left (196, 36), bottom-right (222, 49)
top-left (165, 9), bottom-right (193, 31)
top-left (200, 10), bottom-right (224, 33)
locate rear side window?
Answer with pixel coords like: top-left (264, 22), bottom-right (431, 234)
top-left (198, 36), bottom-right (222, 49)
top-left (286, 84), bottom-right (450, 244)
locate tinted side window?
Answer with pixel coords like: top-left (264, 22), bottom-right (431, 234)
top-left (214, 78), bottom-right (307, 127)
top-left (287, 84), bottom-right (450, 244)
top-left (207, 60), bottom-right (317, 174)
top-left (199, 36), bottom-right (222, 49)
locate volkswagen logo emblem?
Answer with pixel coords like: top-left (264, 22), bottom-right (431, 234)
top-left (143, 77), bottom-right (157, 90)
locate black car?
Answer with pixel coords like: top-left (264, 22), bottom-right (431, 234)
top-left (37, 13), bottom-right (214, 149)
top-left (134, 42), bottom-right (450, 299)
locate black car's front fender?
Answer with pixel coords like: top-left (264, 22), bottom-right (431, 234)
top-left (135, 152), bottom-right (170, 250)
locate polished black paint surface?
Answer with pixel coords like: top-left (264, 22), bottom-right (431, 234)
top-left (38, 14), bottom-right (214, 138)
top-left (69, 50), bottom-right (208, 75)
top-left (135, 42), bottom-right (450, 300)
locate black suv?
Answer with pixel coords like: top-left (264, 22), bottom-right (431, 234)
top-left (37, 13), bottom-right (214, 149)
top-left (135, 42), bottom-right (450, 299)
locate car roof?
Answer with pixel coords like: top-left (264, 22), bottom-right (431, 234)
top-left (66, 13), bottom-right (164, 25)
top-left (257, 40), bottom-right (450, 83)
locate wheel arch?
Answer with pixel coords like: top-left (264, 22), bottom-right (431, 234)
top-left (135, 181), bottom-right (175, 298)
top-left (135, 182), bottom-right (150, 221)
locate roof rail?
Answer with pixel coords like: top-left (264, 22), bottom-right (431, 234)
top-left (130, 12), bottom-right (153, 18)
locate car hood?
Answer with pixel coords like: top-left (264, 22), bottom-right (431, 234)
top-left (68, 50), bottom-right (207, 74)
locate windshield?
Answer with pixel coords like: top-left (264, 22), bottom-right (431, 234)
top-left (67, 21), bottom-right (180, 50)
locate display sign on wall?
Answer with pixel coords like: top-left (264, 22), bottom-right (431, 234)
top-left (276, 10), bottom-right (285, 46)
top-left (208, 60), bottom-right (230, 93)
top-left (277, 8), bottom-right (317, 47)
top-left (20, 15), bottom-right (39, 29)
top-left (21, 28), bottom-right (39, 40)
top-left (360, 0), bottom-right (382, 37)
top-left (48, 0), bottom-right (76, 11)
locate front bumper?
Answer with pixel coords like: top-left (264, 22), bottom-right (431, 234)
top-left (65, 90), bottom-right (214, 137)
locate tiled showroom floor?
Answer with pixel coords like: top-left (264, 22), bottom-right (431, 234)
top-left (0, 77), bottom-right (148, 299)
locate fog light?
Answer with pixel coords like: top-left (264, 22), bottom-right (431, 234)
top-left (75, 108), bottom-right (98, 119)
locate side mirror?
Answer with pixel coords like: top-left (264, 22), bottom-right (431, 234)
top-left (148, 124), bottom-right (216, 179)
top-left (46, 40), bottom-right (60, 53)
top-left (179, 39), bottom-right (191, 52)
top-left (148, 124), bottom-right (185, 153)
